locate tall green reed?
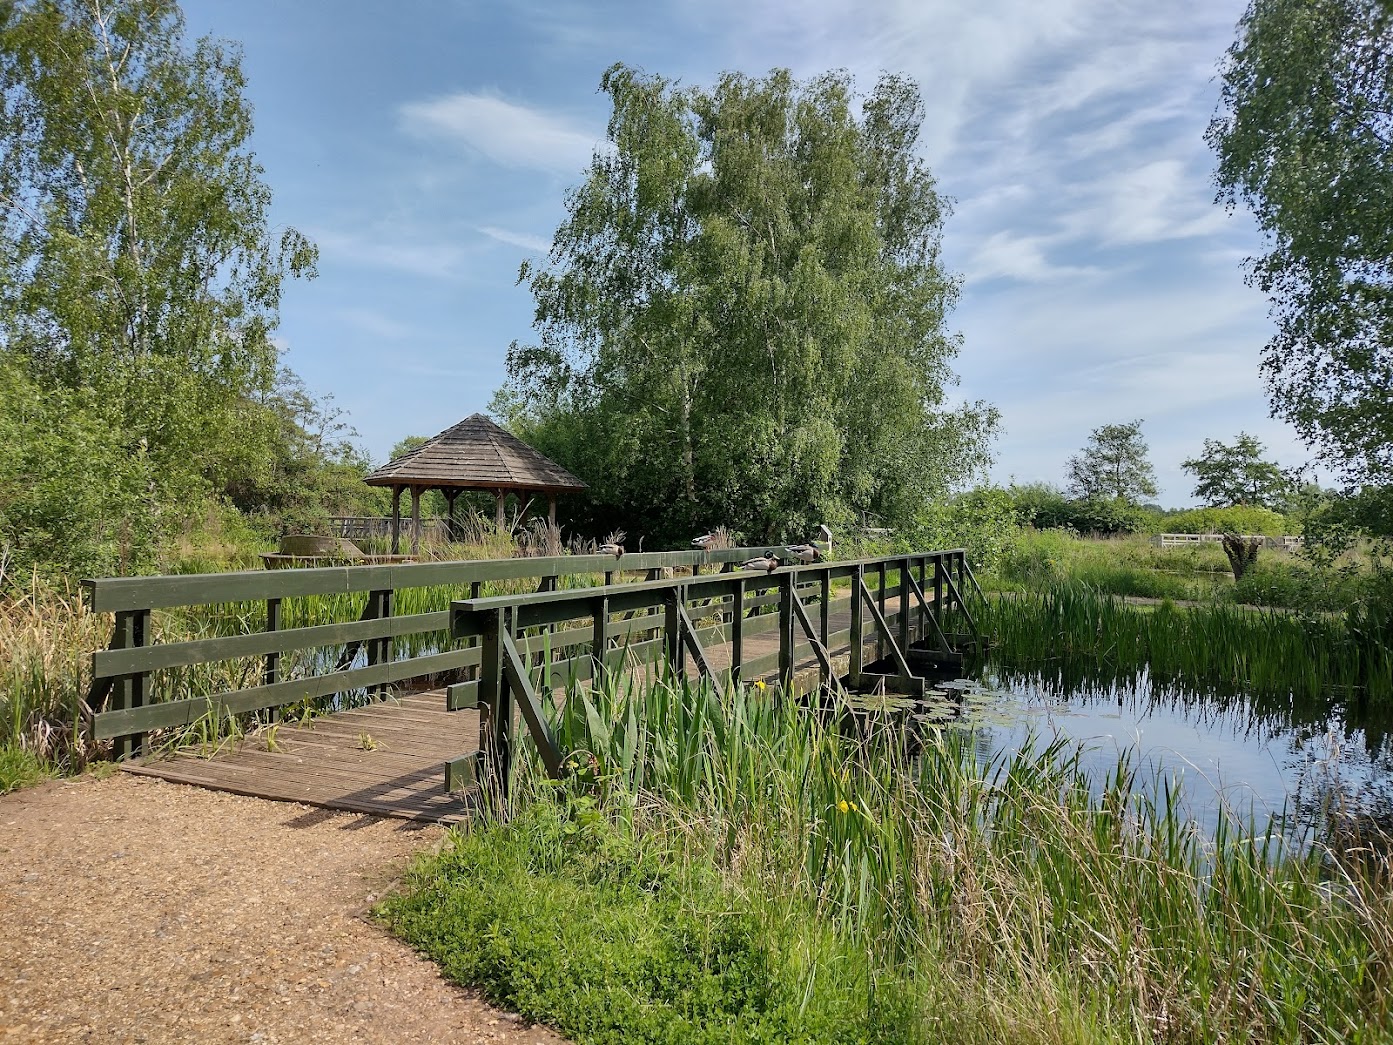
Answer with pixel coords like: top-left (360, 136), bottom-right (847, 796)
top-left (482, 666), bottom-right (1393, 1042)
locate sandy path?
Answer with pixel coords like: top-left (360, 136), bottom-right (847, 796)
top-left (0, 774), bottom-right (568, 1045)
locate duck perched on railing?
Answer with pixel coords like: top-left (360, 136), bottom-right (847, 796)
top-left (739, 552), bottom-right (781, 573)
top-left (785, 525), bottom-right (832, 563)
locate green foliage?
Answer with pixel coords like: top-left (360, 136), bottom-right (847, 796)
top-left (1006, 482), bottom-right (1155, 536)
top-left (1180, 431), bottom-right (1290, 507)
top-left (387, 672), bottom-right (1393, 1043)
top-left (982, 583), bottom-right (1393, 703)
top-left (1210, 0), bottom-right (1393, 482)
top-left (1164, 504), bottom-right (1289, 536)
top-left (1064, 420), bottom-right (1158, 504)
top-left (0, 0), bottom-right (382, 577)
top-left (502, 65), bottom-right (996, 544)
top-left (897, 487), bottom-right (1022, 573)
top-left (382, 796), bottom-right (905, 1044)
top-left (0, 744), bottom-right (49, 793)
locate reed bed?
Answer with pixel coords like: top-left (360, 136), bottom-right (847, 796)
top-left (382, 670), bottom-right (1392, 1044)
top-left (981, 583), bottom-right (1393, 706)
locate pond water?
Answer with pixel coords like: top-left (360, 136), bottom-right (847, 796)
top-left (927, 667), bottom-right (1393, 844)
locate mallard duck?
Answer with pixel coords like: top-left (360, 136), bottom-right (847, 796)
top-left (740, 553), bottom-right (781, 573)
top-left (692, 533), bottom-right (716, 548)
top-left (598, 541), bottom-right (624, 559)
top-left (785, 543), bottom-right (819, 563)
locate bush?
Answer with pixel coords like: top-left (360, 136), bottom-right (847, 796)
top-left (1005, 484), bottom-right (1155, 536)
top-left (1164, 505), bottom-right (1289, 536)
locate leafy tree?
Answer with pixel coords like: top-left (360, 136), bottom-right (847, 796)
top-left (1180, 432), bottom-right (1289, 507)
top-left (501, 65), bottom-right (996, 544)
top-left (1209, 0), bottom-right (1393, 482)
top-left (1065, 421), bottom-right (1158, 505)
top-left (0, 0), bottom-right (329, 573)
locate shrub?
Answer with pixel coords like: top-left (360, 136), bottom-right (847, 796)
top-left (1165, 505), bottom-right (1289, 536)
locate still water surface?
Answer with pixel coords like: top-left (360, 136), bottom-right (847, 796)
top-left (933, 667), bottom-right (1393, 841)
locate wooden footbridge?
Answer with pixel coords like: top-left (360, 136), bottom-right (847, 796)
top-left (84, 547), bottom-right (981, 823)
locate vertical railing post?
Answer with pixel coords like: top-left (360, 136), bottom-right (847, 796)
top-left (916, 558), bottom-right (927, 642)
top-left (664, 586), bottom-right (683, 676)
top-left (479, 607), bottom-right (512, 801)
top-left (592, 593), bottom-right (610, 690)
top-left (778, 572), bottom-right (795, 685)
top-left (934, 555), bottom-right (945, 639)
top-left (365, 588), bottom-right (394, 699)
top-left (819, 568), bottom-right (830, 650)
top-left (849, 564), bottom-right (864, 689)
top-left (902, 557), bottom-right (913, 654)
top-left (264, 598), bottom-right (281, 687)
top-left (730, 577), bottom-right (745, 682)
top-left (876, 561), bottom-right (887, 663)
top-left (110, 608), bottom-right (151, 760)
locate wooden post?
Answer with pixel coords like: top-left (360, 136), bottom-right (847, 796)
top-left (664, 589), bottom-right (683, 676)
top-left (819, 570), bottom-right (830, 649)
top-left (110, 609), bottom-right (151, 760)
top-left (592, 594), bottom-right (610, 689)
top-left (849, 564), bottom-right (864, 689)
top-left (480, 608), bottom-right (512, 800)
top-left (390, 486), bottom-right (402, 555)
top-left (264, 598), bottom-right (281, 687)
top-left (365, 589), bottom-right (394, 698)
top-left (730, 578), bottom-right (745, 682)
top-left (445, 491), bottom-right (459, 543)
top-left (917, 558), bottom-right (927, 643)
top-left (934, 555), bottom-right (945, 636)
top-left (548, 495), bottom-right (557, 526)
top-left (410, 486), bottom-right (422, 556)
top-left (778, 573), bottom-right (795, 685)
top-left (495, 490), bottom-right (506, 530)
top-left (898, 557), bottom-right (911, 657)
top-left (876, 562), bottom-right (887, 664)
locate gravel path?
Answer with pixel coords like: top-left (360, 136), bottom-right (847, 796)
top-left (0, 773), bottom-right (569, 1045)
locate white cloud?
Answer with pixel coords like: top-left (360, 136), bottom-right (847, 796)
top-left (399, 91), bottom-right (599, 174)
top-left (311, 228), bottom-right (469, 279)
top-left (964, 231), bottom-right (1102, 283)
top-left (479, 225), bottom-right (551, 253)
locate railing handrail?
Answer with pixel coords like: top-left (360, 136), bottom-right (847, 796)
top-left (82, 546), bottom-right (787, 613)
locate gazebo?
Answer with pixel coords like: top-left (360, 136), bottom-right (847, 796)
top-left (364, 413), bottom-right (587, 554)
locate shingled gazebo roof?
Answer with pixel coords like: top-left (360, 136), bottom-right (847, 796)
top-left (364, 413), bottom-right (586, 493)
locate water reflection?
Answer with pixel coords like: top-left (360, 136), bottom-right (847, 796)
top-left (940, 662), bottom-right (1393, 845)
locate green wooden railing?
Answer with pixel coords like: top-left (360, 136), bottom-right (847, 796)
top-left (444, 550), bottom-right (981, 798)
top-left (83, 547), bottom-right (827, 756)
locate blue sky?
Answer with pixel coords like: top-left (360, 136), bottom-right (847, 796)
top-left (180, 0), bottom-right (1299, 507)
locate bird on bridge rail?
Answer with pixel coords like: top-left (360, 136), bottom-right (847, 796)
top-left (740, 552), bottom-right (782, 573)
top-left (785, 525), bottom-right (833, 564)
top-left (692, 532), bottom-right (717, 549)
top-left (598, 531), bottom-right (625, 558)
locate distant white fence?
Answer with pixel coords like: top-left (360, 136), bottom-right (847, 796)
top-left (1153, 533), bottom-right (1303, 550)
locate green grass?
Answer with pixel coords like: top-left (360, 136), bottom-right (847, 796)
top-left (0, 742), bottom-right (51, 793)
top-left (380, 670), bottom-right (1393, 1044)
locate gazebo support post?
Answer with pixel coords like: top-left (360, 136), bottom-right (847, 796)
top-left (495, 490), bottom-right (506, 531)
top-left (390, 486), bottom-right (403, 555)
top-left (548, 495), bottom-right (557, 526)
top-left (445, 490), bottom-right (459, 543)
top-left (410, 486), bottom-right (422, 556)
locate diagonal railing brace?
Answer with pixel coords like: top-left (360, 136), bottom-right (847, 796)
top-left (499, 630), bottom-right (565, 778)
top-left (857, 578), bottom-right (914, 678)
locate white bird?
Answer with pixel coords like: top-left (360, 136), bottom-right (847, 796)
top-left (598, 541), bottom-right (624, 559)
top-left (740, 553), bottom-right (781, 573)
top-left (692, 533), bottom-right (718, 549)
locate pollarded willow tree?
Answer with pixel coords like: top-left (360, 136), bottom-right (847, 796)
top-left (499, 65), bottom-right (997, 543)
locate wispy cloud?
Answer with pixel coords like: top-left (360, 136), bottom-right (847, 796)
top-left (311, 228), bottom-right (469, 279)
top-left (964, 231), bottom-right (1102, 283)
top-left (399, 91), bottom-right (599, 174)
top-left (334, 307), bottom-right (416, 340)
top-left (479, 225), bottom-right (551, 253)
